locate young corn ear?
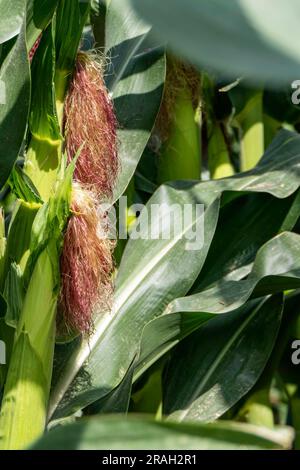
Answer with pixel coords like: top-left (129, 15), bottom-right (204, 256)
top-left (64, 52), bottom-right (119, 200)
top-left (58, 52), bottom-right (119, 334)
top-left (58, 184), bottom-right (114, 335)
top-left (154, 56), bottom-right (201, 182)
top-left (0, 245), bottom-right (57, 449)
top-left (155, 56), bottom-right (200, 144)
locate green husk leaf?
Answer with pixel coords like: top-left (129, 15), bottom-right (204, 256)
top-left (0, 210), bottom-right (6, 289)
top-left (55, 0), bottom-right (90, 73)
top-left (158, 87), bottom-right (201, 182)
top-left (8, 165), bottom-right (42, 204)
top-left (24, 156), bottom-right (73, 285)
top-left (3, 200), bottom-right (40, 287)
top-left (29, 23), bottom-right (60, 144)
top-left (3, 263), bottom-right (24, 328)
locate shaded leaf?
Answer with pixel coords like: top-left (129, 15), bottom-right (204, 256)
top-left (132, 0), bottom-right (300, 86)
top-left (32, 415), bottom-right (293, 450)
top-left (0, 0), bottom-right (24, 44)
top-left (137, 232), bottom-right (300, 383)
top-left (26, 0), bottom-right (59, 50)
top-left (0, 17), bottom-right (30, 189)
top-left (163, 295), bottom-right (283, 422)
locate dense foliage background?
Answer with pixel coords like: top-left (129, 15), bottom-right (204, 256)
top-left (1, 0), bottom-right (300, 450)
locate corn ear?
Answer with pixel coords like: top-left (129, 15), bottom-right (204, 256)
top-left (158, 88), bottom-right (201, 182)
top-left (0, 244), bottom-right (58, 449)
top-left (4, 200), bottom-right (40, 278)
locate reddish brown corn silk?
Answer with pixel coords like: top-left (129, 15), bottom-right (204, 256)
top-left (59, 185), bottom-right (114, 334)
top-left (29, 35), bottom-right (42, 62)
top-left (59, 52), bottom-right (119, 335)
top-left (64, 53), bottom-right (118, 199)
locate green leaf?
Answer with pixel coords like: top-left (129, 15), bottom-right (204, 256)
top-left (131, 0), bottom-right (300, 86)
top-left (105, 0), bottom-right (166, 202)
top-left (55, 0), bottom-right (90, 73)
top-left (134, 232), bottom-right (300, 383)
top-left (8, 165), bottom-right (42, 204)
top-left (191, 129), bottom-right (300, 201)
top-left (3, 200), bottom-right (39, 282)
top-left (163, 295), bottom-right (283, 422)
top-left (26, 0), bottom-right (59, 50)
top-left (0, 0), bottom-right (25, 44)
top-left (0, 16), bottom-right (30, 189)
top-left (3, 263), bottom-right (24, 328)
top-left (91, 0), bottom-right (106, 48)
top-left (85, 358), bottom-right (136, 416)
top-left (194, 190), bottom-right (300, 292)
top-left (24, 157), bottom-right (73, 283)
top-left (135, 171), bottom-right (158, 195)
top-left (32, 416), bottom-right (293, 450)
top-left (29, 24), bottom-right (60, 144)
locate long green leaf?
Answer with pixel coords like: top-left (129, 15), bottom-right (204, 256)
top-left (0, 0), bottom-right (24, 44)
top-left (32, 416), bottom-right (293, 450)
top-left (193, 190), bottom-right (300, 292)
top-left (134, 232), bottom-right (300, 381)
top-left (0, 15), bottom-right (30, 189)
top-left (163, 295), bottom-right (283, 422)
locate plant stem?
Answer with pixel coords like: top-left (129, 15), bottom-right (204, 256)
top-left (208, 123), bottom-right (235, 179)
top-left (158, 88), bottom-right (201, 182)
top-left (238, 91), bottom-right (264, 171)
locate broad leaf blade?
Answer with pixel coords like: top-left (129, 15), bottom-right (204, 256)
top-left (32, 416), bottom-right (293, 450)
top-left (0, 15), bottom-right (30, 189)
top-left (193, 191), bottom-right (300, 292)
top-left (163, 295), bottom-right (283, 422)
top-left (0, 0), bottom-right (24, 44)
top-left (136, 232), bottom-right (300, 382)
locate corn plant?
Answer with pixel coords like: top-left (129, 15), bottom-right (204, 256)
top-left (0, 0), bottom-right (300, 451)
